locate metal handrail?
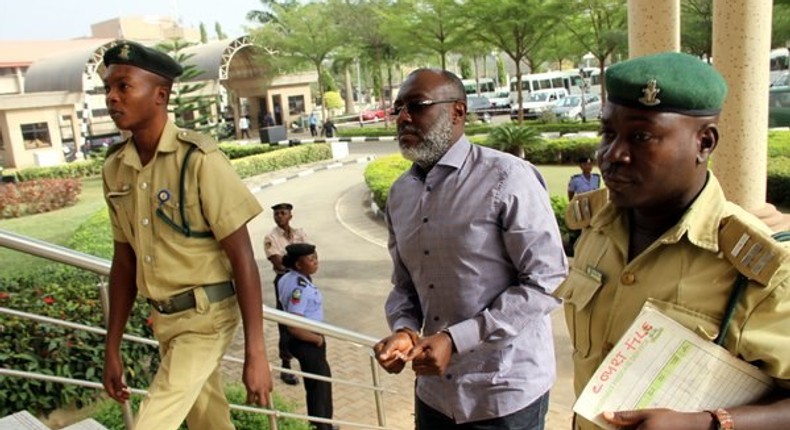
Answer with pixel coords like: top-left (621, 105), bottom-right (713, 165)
top-left (0, 369), bottom-right (389, 430)
top-left (0, 307), bottom-right (395, 393)
top-left (0, 228), bottom-right (392, 429)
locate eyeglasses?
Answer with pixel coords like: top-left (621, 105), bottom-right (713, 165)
top-left (391, 98), bottom-right (461, 116)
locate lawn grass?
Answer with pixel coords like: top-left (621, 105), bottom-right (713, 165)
top-left (0, 176), bottom-right (107, 277)
top-left (535, 165), bottom-right (583, 199)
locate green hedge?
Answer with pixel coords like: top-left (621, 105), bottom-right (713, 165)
top-left (364, 130), bottom-right (790, 229)
top-left (336, 121), bottom-right (601, 139)
top-left (363, 154), bottom-right (412, 210)
top-left (232, 144), bottom-right (333, 179)
top-left (0, 209), bottom-right (156, 417)
top-left (11, 160), bottom-right (104, 181)
top-left (219, 143), bottom-right (280, 160)
top-left (5, 143), bottom-right (296, 182)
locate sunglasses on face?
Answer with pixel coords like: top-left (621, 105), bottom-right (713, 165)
top-left (391, 98), bottom-right (461, 116)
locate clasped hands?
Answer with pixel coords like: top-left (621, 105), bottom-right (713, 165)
top-left (373, 328), bottom-right (453, 375)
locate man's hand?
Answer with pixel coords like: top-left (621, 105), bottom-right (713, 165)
top-left (373, 330), bottom-right (417, 374)
top-left (603, 409), bottom-right (715, 430)
top-left (103, 351), bottom-right (130, 403)
top-left (242, 351), bottom-right (273, 407)
top-left (404, 331), bottom-right (453, 376)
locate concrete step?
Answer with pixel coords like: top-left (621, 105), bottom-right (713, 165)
top-left (60, 418), bottom-right (108, 430)
top-left (0, 411), bottom-right (50, 430)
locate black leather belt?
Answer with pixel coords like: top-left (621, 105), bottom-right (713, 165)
top-left (148, 282), bottom-right (235, 315)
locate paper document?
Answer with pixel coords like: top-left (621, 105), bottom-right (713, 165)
top-left (574, 302), bottom-right (774, 430)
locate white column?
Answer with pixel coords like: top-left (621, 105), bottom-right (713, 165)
top-left (711, 0), bottom-right (777, 217)
top-left (627, 0), bottom-right (680, 58)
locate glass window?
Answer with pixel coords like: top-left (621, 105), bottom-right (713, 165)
top-left (21, 122), bottom-right (51, 149)
top-left (288, 95), bottom-right (305, 115)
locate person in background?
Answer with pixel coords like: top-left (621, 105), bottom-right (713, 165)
top-left (374, 68), bottom-right (568, 429)
top-left (264, 112), bottom-right (275, 127)
top-left (557, 51), bottom-right (790, 430)
top-left (567, 156), bottom-right (601, 200)
top-left (321, 117), bottom-right (337, 138)
top-left (264, 202), bottom-right (308, 386)
top-left (309, 112), bottom-right (318, 137)
top-left (239, 115), bottom-right (251, 139)
top-left (278, 243), bottom-right (334, 430)
top-left (100, 40), bottom-right (271, 430)
top-left (565, 156), bottom-right (602, 256)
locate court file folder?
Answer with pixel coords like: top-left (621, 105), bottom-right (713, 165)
top-left (574, 302), bottom-right (774, 430)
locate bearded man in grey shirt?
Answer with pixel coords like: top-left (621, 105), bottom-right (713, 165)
top-left (373, 68), bottom-right (568, 429)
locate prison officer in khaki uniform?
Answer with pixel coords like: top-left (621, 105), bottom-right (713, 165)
top-left (100, 41), bottom-right (272, 430)
top-left (557, 52), bottom-right (790, 430)
top-left (264, 202), bottom-right (308, 385)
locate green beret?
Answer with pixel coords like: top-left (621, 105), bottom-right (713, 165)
top-left (103, 41), bottom-right (183, 81)
top-left (605, 52), bottom-right (728, 116)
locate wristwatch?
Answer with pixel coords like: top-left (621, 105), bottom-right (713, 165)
top-left (707, 408), bottom-right (734, 430)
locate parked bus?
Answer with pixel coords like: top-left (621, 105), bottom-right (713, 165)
top-left (462, 77), bottom-right (497, 99)
top-left (508, 71), bottom-right (586, 106)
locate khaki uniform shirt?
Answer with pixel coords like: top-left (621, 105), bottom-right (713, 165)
top-left (102, 120), bottom-right (263, 301)
top-left (556, 174), bottom-right (790, 430)
top-left (263, 226), bottom-right (308, 274)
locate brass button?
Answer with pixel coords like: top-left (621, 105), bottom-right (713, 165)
top-left (140, 182), bottom-right (148, 190)
top-left (141, 218), bottom-right (150, 226)
top-left (621, 272), bottom-right (636, 285)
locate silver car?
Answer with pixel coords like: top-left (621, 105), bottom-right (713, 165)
top-left (552, 94), bottom-right (602, 121)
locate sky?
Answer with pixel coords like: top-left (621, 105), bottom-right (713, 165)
top-left (0, 0), bottom-right (266, 40)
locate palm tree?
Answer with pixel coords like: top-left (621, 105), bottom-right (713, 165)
top-left (486, 124), bottom-right (545, 159)
top-left (246, 0), bottom-right (299, 25)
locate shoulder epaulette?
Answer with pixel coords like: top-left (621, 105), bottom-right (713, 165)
top-left (571, 173), bottom-right (582, 179)
top-left (176, 129), bottom-right (218, 153)
top-left (565, 188), bottom-right (609, 230)
top-left (297, 277), bottom-right (308, 287)
top-left (105, 139), bottom-right (129, 157)
top-left (719, 216), bottom-right (790, 286)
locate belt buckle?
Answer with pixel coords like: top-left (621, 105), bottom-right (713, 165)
top-left (155, 298), bottom-right (175, 314)
top-left (164, 298), bottom-right (176, 313)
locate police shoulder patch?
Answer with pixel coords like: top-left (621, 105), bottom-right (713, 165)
top-left (565, 188), bottom-right (609, 230)
top-left (176, 129), bottom-right (218, 153)
top-left (290, 288), bottom-right (302, 303)
top-left (719, 216), bottom-right (790, 286)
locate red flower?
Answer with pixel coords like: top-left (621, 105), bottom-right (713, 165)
top-left (146, 316), bottom-right (154, 327)
top-left (0, 292), bottom-right (9, 300)
top-left (42, 296), bottom-right (55, 305)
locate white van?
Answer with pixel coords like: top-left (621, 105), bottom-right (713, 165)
top-left (510, 88), bottom-right (569, 120)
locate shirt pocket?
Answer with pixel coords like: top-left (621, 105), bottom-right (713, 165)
top-left (155, 191), bottom-right (211, 242)
top-left (646, 298), bottom-right (720, 341)
top-left (555, 266), bottom-right (603, 358)
top-left (106, 188), bottom-right (135, 240)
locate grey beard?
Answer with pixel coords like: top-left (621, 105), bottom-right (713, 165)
top-left (399, 110), bottom-right (453, 169)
